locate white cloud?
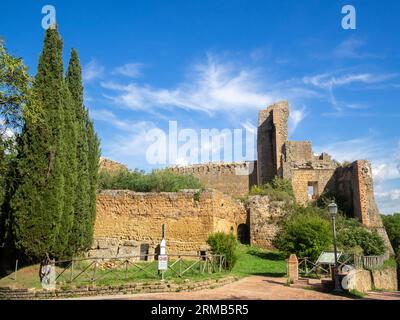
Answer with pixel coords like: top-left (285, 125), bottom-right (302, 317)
top-left (101, 54), bottom-right (278, 115)
top-left (91, 109), bottom-right (145, 132)
top-left (113, 63), bottom-right (143, 78)
top-left (375, 188), bottom-right (400, 214)
top-left (333, 37), bottom-right (385, 60)
top-left (289, 106), bottom-right (306, 133)
top-left (315, 135), bottom-right (400, 214)
top-left (82, 59), bottom-right (104, 82)
top-left (333, 38), bottom-right (365, 59)
top-left (303, 72), bottom-right (395, 89)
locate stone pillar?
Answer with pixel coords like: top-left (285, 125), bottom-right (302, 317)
top-left (288, 254), bottom-right (299, 284)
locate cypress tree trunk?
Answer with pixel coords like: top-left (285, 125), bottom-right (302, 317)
top-left (66, 49), bottom-right (90, 255)
top-left (10, 28), bottom-right (66, 261)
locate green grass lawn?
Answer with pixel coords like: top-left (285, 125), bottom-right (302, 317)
top-left (0, 245), bottom-right (287, 289)
top-left (232, 245), bottom-right (287, 278)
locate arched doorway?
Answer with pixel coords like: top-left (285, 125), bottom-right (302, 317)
top-left (237, 224), bottom-right (249, 244)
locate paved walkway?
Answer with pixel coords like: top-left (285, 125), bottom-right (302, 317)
top-left (71, 276), bottom-right (351, 300)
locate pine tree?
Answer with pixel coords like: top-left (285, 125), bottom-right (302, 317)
top-left (10, 28), bottom-right (66, 261)
top-left (85, 109), bottom-right (100, 250)
top-left (65, 49), bottom-right (90, 255)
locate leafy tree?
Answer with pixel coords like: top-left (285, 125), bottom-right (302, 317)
top-left (65, 49), bottom-right (89, 255)
top-left (0, 39), bottom-right (30, 130)
top-left (207, 232), bottom-right (238, 270)
top-left (10, 28), bottom-right (66, 261)
top-left (336, 222), bottom-right (386, 256)
top-left (382, 213), bottom-right (400, 256)
top-left (274, 210), bottom-right (332, 260)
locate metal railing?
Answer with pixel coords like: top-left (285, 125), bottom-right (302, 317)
top-left (54, 254), bottom-right (227, 286)
top-left (353, 254), bottom-right (387, 270)
top-left (298, 252), bottom-right (388, 278)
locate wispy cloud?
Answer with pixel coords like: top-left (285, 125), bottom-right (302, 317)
top-left (289, 106), bottom-right (306, 133)
top-left (82, 59), bottom-right (104, 82)
top-left (113, 63), bottom-right (143, 78)
top-left (303, 72), bottom-right (396, 89)
top-left (101, 54), bottom-right (278, 115)
top-left (333, 37), bottom-right (385, 59)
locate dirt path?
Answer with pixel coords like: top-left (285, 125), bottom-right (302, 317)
top-left (69, 276), bottom-right (351, 300)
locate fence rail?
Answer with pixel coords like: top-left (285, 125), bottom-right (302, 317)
top-left (54, 254), bottom-right (227, 286)
top-left (298, 252), bottom-right (388, 278)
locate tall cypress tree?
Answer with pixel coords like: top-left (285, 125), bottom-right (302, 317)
top-left (10, 28), bottom-right (65, 261)
top-left (65, 49), bottom-right (90, 254)
top-left (54, 81), bottom-right (77, 258)
top-left (85, 109), bottom-right (100, 250)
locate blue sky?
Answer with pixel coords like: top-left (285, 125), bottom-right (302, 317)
top-left (1, 0), bottom-right (399, 214)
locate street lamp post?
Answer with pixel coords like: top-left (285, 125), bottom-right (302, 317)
top-left (328, 201), bottom-right (342, 292)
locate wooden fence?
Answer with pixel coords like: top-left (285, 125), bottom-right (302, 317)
top-left (54, 253), bottom-right (227, 286)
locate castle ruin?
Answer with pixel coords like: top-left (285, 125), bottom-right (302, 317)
top-left (171, 100), bottom-right (393, 254)
top-left (92, 100), bottom-right (393, 257)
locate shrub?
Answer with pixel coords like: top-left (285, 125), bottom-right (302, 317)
top-left (336, 222), bottom-right (386, 256)
top-left (381, 213), bottom-right (400, 256)
top-left (207, 232), bottom-right (238, 270)
top-left (249, 177), bottom-right (295, 202)
top-left (98, 168), bottom-right (204, 192)
top-left (274, 210), bottom-right (332, 260)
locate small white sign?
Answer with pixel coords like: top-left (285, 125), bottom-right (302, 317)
top-left (158, 255), bottom-right (168, 271)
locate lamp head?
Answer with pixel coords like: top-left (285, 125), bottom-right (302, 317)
top-left (328, 201), bottom-right (338, 218)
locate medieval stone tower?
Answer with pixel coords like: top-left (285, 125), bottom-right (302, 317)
top-left (257, 100), bottom-right (289, 185)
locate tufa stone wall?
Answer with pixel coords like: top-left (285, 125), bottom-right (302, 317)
top-left (257, 100), bottom-right (289, 185)
top-left (99, 157), bottom-right (129, 173)
top-left (352, 267), bottom-right (398, 293)
top-left (170, 162), bottom-right (258, 197)
top-left (332, 161), bottom-right (394, 254)
top-left (91, 189), bottom-right (247, 257)
top-left (247, 195), bottom-right (287, 249)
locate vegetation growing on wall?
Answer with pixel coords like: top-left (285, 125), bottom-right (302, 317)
top-left (382, 213), bottom-right (400, 286)
top-left (98, 168), bottom-right (204, 192)
top-left (248, 177), bottom-right (295, 202)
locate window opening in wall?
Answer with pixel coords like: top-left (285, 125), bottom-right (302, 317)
top-left (307, 181), bottom-right (318, 200)
top-left (140, 243), bottom-right (149, 261)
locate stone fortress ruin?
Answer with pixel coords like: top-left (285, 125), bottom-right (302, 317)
top-left (91, 101), bottom-right (393, 258)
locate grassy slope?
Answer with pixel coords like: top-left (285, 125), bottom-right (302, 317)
top-left (232, 245), bottom-right (287, 278)
top-left (0, 245), bottom-right (287, 289)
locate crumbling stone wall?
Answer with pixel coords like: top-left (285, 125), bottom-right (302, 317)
top-left (332, 161), bottom-right (394, 254)
top-left (170, 162), bottom-right (257, 197)
top-left (91, 189), bottom-right (247, 257)
top-left (257, 100), bottom-right (289, 185)
top-left (247, 195), bottom-right (287, 249)
top-left (99, 157), bottom-right (128, 173)
top-left (281, 140), bottom-right (338, 204)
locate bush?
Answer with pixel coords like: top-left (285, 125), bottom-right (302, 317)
top-left (274, 210), bottom-right (332, 260)
top-left (382, 213), bottom-right (400, 256)
top-left (98, 168), bottom-right (204, 192)
top-left (336, 222), bottom-right (386, 256)
top-left (249, 177), bottom-right (295, 202)
top-left (207, 232), bottom-right (238, 270)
